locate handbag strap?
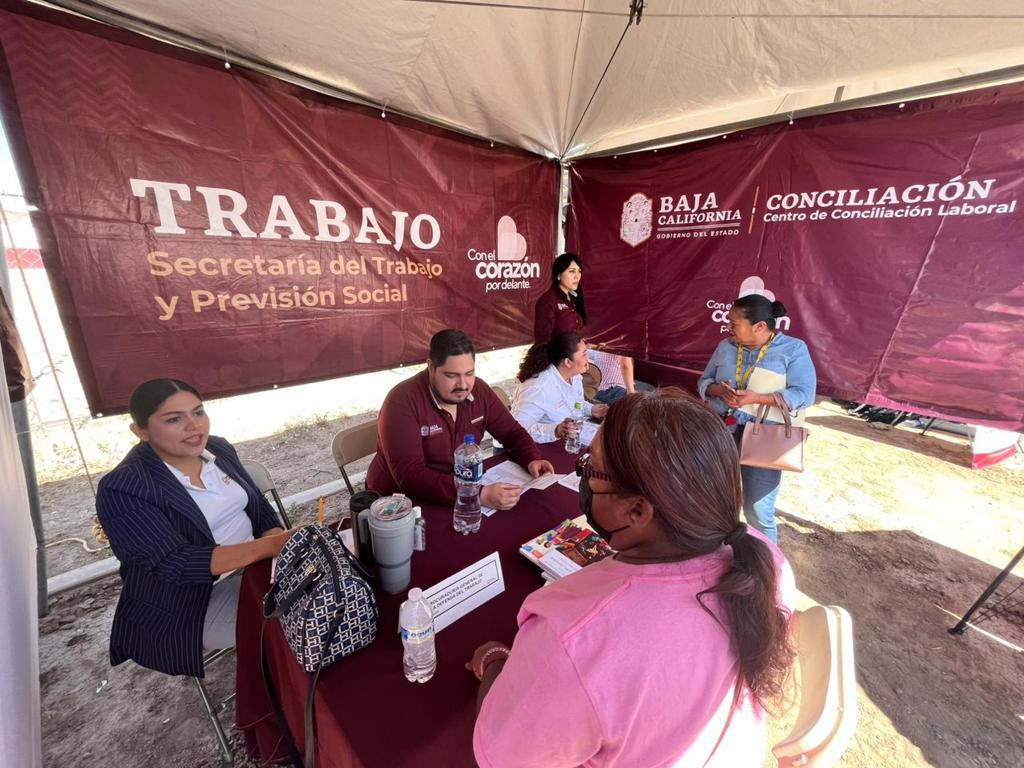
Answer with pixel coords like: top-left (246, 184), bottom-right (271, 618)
top-left (771, 393), bottom-right (794, 437)
top-left (261, 617), bottom-right (306, 768)
top-left (752, 393), bottom-right (794, 435)
top-left (303, 609), bottom-right (347, 768)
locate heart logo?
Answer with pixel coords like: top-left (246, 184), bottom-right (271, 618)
top-left (496, 216), bottom-right (528, 261)
top-left (738, 275), bottom-right (775, 302)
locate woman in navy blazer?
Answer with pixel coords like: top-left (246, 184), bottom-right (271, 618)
top-left (97, 379), bottom-right (291, 677)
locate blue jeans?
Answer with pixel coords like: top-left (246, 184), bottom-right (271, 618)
top-left (735, 426), bottom-right (782, 544)
top-left (594, 381), bottom-right (655, 405)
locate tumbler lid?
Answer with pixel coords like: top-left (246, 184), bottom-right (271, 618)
top-left (368, 493), bottom-right (414, 522)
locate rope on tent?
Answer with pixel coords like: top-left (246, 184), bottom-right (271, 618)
top-left (560, 1), bottom-right (644, 158)
top-left (405, 1), bottom-right (630, 16)
top-left (45, 536), bottom-right (109, 554)
top-left (0, 201), bottom-right (98, 500)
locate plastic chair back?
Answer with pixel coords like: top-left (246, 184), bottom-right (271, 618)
top-left (332, 421), bottom-right (379, 494)
top-left (772, 605), bottom-right (857, 767)
top-left (582, 362), bottom-right (603, 401)
top-left (493, 386), bottom-right (511, 409)
top-left (241, 459), bottom-right (292, 527)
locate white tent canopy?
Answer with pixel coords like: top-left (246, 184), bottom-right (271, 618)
top-left (36, 0), bottom-right (1024, 158)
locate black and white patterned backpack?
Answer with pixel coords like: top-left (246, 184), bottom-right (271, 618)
top-left (262, 524), bottom-right (378, 768)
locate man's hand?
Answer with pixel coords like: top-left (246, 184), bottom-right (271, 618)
top-left (527, 459), bottom-right (555, 478)
top-left (481, 482), bottom-right (522, 510)
top-left (590, 403), bottom-right (609, 419)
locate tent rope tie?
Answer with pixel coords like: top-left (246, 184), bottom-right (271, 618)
top-left (0, 200), bottom-right (99, 514)
top-left (561, 1), bottom-right (641, 158)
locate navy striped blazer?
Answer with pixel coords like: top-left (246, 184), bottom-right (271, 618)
top-left (96, 436), bottom-right (281, 677)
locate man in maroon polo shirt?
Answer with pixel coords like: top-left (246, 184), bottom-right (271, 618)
top-left (367, 330), bottom-right (554, 510)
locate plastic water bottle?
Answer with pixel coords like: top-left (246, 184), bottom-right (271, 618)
top-left (564, 402), bottom-right (585, 453)
top-left (400, 588), bottom-right (436, 683)
top-left (453, 434), bottom-right (483, 534)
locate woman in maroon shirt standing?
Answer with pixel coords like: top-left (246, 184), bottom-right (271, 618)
top-left (534, 252), bottom-right (586, 342)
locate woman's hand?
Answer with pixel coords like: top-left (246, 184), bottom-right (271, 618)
top-left (590, 403), bottom-right (609, 420)
top-left (211, 525), bottom-right (305, 575)
top-left (466, 641), bottom-right (511, 680)
top-left (554, 418), bottom-right (577, 440)
top-left (261, 526), bottom-right (304, 558)
top-left (730, 390), bottom-right (775, 408)
top-left (706, 382), bottom-right (736, 403)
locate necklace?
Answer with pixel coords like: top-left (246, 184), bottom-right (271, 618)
top-left (734, 332), bottom-right (775, 390)
top-left (723, 333), bottom-right (775, 426)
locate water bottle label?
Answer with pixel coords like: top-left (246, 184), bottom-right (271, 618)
top-left (401, 626), bottom-right (435, 642)
top-left (454, 461), bottom-right (483, 483)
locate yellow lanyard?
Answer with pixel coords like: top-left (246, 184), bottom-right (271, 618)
top-left (734, 333), bottom-right (775, 390)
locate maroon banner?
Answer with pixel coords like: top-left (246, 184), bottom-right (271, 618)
top-left (568, 85), bottom-right (1024, 430)
top-left (0, 10), bottom-right (558, 415)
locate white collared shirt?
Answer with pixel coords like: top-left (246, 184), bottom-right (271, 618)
top-left (164, 449), bottom-right (255, 546)
top-left (511, 365), bottom-right (594, 443)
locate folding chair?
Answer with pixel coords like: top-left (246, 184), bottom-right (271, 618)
top-left (772, 605), bottom-right (857, 767)
top-left (332, 421), bottom-right (379, 495)
top-left (492, 386), bottom-right (511, 409)
top-left (192, 647), bottom-right (236, 767)
top-left (582, 362), bottom-right (603, 401)
top-left (241, 459), bottom-right (292, 527)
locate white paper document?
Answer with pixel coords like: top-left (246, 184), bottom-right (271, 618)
top-left (528, 471), bottom-right (564, 490)
top-left (422, 552), bottom-right (505, 632)
top-left (536, 549), bottom-right (581, 578)
top-left (580, 421), bottom-right (599, 447)
top-left (482, 460), bottom-right (534, 486)
top-left (557, 473), bottom-right (582, 493)
top-left (479, 461), bottom-right (564, 516)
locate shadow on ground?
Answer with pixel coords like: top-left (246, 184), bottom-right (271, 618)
top-left (778, 510), bottom-right (1024, 768)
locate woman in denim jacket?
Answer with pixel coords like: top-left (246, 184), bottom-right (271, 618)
top-left (698, 295), bottom-right (816, 543)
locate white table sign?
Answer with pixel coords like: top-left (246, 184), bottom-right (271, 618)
top-left (422, 551), bottom-right (505, 633)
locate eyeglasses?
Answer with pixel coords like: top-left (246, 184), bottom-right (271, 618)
top-left (575, 453), bottom-right (613, 483)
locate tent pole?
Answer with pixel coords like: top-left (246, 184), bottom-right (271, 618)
top-left (556, 163), bottom-right (571, 254)
top-left (0, 226), bottom-right (48, 617)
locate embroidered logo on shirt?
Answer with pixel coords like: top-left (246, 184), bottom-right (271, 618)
top-left (557, 303), bottom-right (568, 310)
top-left (421, 425), bottom-right (443, 437)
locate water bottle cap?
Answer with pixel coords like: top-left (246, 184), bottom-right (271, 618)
top-left (408, 587), bottom-right (423, 601)
top-left (464, 434), bottom-right (476, 444)
top-left (574, 402), bottom-right (583, 409)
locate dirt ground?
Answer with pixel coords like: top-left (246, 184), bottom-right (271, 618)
top-left (35, 381), bottom-right (1024, 768)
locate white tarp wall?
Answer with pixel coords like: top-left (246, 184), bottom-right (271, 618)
top-left (0, 357), bottom-right (42, 767)
top-left (69, 0), bottom-right (1024, 158)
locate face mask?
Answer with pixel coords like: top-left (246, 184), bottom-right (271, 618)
top-left (580, 474), bottom-right (628, 544)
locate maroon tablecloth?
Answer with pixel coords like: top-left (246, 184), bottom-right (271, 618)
top-left (235, 443), bottom-right (580, 767)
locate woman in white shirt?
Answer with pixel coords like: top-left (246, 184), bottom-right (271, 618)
top-left (511, 332), bottom-right (609, 443)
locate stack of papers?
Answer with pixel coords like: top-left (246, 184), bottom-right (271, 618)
top-left (479, 460), bottom-right (565, 516)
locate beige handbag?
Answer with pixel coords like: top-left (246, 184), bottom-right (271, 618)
top-left (739, 393), bottom-right (808, 472)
